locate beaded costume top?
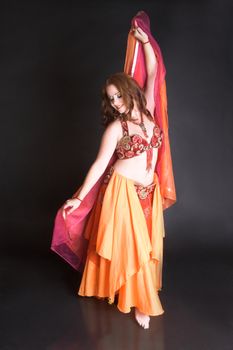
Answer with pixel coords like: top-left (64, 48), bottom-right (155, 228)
top-left (115, 118), bottom-right (163, 169)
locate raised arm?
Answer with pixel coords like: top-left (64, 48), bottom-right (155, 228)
top-left (63, 121), bottom-right (120, 217)
top-left (131, 22), bottom-right (158, 115)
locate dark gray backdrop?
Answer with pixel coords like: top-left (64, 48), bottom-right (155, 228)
top-left (1, 1), bottom-right (233, 349)
top-left (1, 0), bottom-right (232, 254)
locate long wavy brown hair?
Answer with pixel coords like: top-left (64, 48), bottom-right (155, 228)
top-left (101, 72), bottom-right (153, 126)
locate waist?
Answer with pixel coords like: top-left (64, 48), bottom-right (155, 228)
top-left (103, 166), bottom-right (156, 200)
top-left (113, 157), bottom-right (157, 183)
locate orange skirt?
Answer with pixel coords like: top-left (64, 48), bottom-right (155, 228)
top-left (78, 167), bottom-right (165, 316)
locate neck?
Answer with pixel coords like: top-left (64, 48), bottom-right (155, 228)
top-left (131, 108), bottom-right (142, 123)
top-left (131, 111), bottom-right (148, 138)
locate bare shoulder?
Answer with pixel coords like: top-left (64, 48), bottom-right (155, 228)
top-left (106, 119), bottom-right (122, 131)
top-left (104, 119), bottom-right (122, 140)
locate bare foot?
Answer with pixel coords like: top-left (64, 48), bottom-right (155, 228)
top-left (135, 308), bottom-right (150, 329)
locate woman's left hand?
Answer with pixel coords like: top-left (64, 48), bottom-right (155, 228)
top-left (131, 21), bottom-right (148, 44)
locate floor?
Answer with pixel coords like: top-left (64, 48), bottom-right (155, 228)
top-left (1, 225), bottom-right (232, 350)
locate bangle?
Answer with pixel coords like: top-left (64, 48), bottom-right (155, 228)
top-left (75, 197), bottom-right (83, 202)
top-left (142, 40), bottom-right (150, 45)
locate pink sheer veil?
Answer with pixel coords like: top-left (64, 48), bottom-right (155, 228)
top-left (51, 11), bottom-right (176, 272)
top-left (124, 11), bottom-right (176, 210)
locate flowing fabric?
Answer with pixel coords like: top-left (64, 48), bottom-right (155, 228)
top-left (124, 11), bottom-right (176, 209)
top-left (78, 167), bottom-right (165, 316)
top-left (51, 11), bottom-right (176, 272)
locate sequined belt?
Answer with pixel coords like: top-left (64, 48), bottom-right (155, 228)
top-left (134, 182), bottom-right (156, 200)
top-left (103, 166), bottom-right (156, 200)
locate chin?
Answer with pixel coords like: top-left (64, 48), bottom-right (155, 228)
top-left (119, 107), bottom-right (127, 114)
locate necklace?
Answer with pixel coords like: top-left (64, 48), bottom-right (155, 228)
top-left (131, 113), bottom-right (149, 138)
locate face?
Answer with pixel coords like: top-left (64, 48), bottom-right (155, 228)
top-left (106, 84), bottom-right (127, 114)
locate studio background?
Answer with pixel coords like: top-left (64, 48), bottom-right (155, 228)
top-left (1, 1), bottom-right (232, 349)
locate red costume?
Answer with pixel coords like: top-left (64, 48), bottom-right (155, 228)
top-left (116, 118), bottom-right (163, 170)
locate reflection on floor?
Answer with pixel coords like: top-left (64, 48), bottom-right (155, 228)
top-left (1, 230), bottom-right (232, 350)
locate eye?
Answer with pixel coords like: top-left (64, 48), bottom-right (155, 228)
top-left (108, 93), bottom-right (122, 103)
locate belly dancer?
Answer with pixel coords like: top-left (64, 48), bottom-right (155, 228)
top-left (51, 11), bottom-right (176, 330)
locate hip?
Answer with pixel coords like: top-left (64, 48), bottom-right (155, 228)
top-left (103, 165), bottom-right (158, 201)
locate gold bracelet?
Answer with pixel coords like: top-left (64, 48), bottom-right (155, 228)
top-left (76, 197), bottom-right (83, 202)
top-left (142, 40), bottom-right (150, 45)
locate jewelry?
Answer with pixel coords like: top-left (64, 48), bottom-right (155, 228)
top-left (69, 196), bottom-right (82, 202)
top-left (132, 113), bottom-right (149, 138)
top-left (142, 40), bottom-right (150, 45)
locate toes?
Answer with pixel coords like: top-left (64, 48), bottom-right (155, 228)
top-left (135, 309), bottom-right (150, 329)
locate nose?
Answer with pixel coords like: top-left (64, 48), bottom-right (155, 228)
top-left (113, 101), bottom-right (119, 107)
top-left (112, 97), bottom-right (120, 107)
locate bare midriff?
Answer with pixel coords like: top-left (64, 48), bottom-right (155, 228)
top-left (113, 147), bottom-right (158, 187)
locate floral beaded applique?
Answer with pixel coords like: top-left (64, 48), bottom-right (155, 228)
top-left (134, 182), bottom-right (156, 200)
top-left (116, 119), bottom-right (163, 161)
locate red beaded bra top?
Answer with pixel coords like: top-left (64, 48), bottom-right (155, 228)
top-left (115, 118), bottom-right (163, 170)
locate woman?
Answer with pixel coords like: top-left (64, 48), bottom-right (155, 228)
top-left (52, 11), bottom-right (176, 330)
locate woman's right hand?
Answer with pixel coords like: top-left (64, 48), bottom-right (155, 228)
top-left (62, 198), bottom-right (82, 220)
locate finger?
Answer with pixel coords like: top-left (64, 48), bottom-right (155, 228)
top-left (70, 206), bottom-right (76, 214)
top-left (62, 209), bottom-right (66, 220)
top-left (67, 206), bottom-right (75, 215)
top-left (131, 25), bottom-right (138, 32)
top-left (136, 27), bottom-right (143, 34)
top-left (63, 201), bottom-right (72, 210)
